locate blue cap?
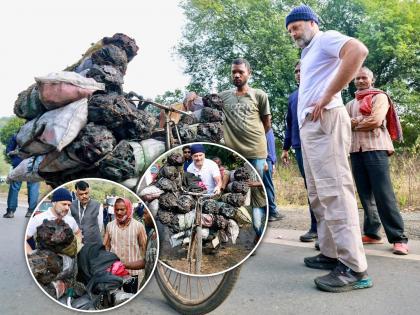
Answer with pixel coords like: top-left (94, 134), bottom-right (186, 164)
top-left (190, 144), bottom-right (206, 155)
top-left (286, 5), bottom-right (319, 28)
top-left (51, 188), bottom-right (73, 202)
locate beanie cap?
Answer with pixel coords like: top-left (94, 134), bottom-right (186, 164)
top-left (286, 5), bottom-right (319, 28)
top-left (51, 188), bottom-right (73, 202)
top-left (190, 144), bottom-right (206, 155)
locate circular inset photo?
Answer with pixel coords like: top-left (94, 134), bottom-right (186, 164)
top-left (24, 178), bottom-right (158, 311)
top-left (137, 143), bottom-right (268, 276)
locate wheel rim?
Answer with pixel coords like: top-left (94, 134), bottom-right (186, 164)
top-left (157, 261), bottom-right (225, 305)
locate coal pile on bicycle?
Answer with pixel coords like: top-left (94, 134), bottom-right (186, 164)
top-left (139, 145), bottom-right (267, 275)
top-left (7, 33), bottom-right (166, 189)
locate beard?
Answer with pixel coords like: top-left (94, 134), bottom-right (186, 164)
top-left (294, 26), bottom-right (314, 48)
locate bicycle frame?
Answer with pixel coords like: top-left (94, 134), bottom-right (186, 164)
top-left (181, 189), bottom-right (217, 274)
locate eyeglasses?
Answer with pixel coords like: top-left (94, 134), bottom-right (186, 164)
top-left (294, 69), bottom-right (300, 73)
top-left (183, 151), bottom-right (191, 154)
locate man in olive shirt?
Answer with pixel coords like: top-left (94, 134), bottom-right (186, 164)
top-left (219, 58), bottom-right (272, 177)
top-left (219, 58), bottom-right (271, 243)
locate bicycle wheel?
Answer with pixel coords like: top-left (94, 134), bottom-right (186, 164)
top-left (155, 262), bottom-right (241, 315)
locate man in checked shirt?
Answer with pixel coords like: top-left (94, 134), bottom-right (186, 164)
top-left (346, 66), bottom-right (408, 255)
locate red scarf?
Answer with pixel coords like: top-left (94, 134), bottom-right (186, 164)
top-left (355, 88), bottom-right (403, 141)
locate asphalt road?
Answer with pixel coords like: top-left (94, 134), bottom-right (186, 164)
top-left (1, 201), bottom-right (419, 315)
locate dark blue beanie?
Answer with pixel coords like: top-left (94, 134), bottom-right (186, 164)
top-left (286, 5), bottom-right (319, 28)
top-left (190, 144), bottom-right (206, 155)
top-left (51, 188), bottom-right (73, 202)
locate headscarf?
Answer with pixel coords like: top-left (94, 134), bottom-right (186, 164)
top-left (115, 198), bottom-right (133, 223)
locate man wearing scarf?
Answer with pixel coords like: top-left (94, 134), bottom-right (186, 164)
top-left (346, 66), bottom-right (408, 255)
top-left (103, 198), bottom-right (147, 293)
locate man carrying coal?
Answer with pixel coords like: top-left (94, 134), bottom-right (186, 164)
top-left (26, 188), bottom-right (81, 254)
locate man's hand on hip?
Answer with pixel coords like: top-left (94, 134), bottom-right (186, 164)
top-left (312, 94), bottom-right (333, 121)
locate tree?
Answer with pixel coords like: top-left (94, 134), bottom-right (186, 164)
top-left (0, 116), bottom-right (25, 146)
top-left (178, 0), bottom-right (299, 138)
top-left (176, 0), bottom-right (419, 148)
top-left (0, 116), bottom-right (25, 163)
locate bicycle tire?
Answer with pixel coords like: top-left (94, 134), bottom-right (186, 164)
top-left (155, 262), bottom-right (241, 315)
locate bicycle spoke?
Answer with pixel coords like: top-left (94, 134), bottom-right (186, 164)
top-left (197, 277), bottom-right (205, 298)
top-left (207, 276), bottom-right (213, 291)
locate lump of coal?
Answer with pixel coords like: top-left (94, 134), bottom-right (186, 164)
top-left (166, 152), bottom-right (184, 167)
top-left (66, 123), bottom-right (116, 164)
top-left (227, 181), bottom-right (249, 195)
top-left (179, 114), bottom-right (198, 125)
top-left (202, 199), bottom-right (219, 215)
top-left (182, 172), bottom-right (206, 193)
top-left (102, 33), bottom-right (139, 62)
top-left (91, 44), bottom-right (128, 75)
top-left (158, 166), bottom-right (180, 181)
top-left (36, 219), bottom-right (74, 253)
top-left (196, 122), bottom-right (223, 143)
top-left (156, 177), bottom-right (178, 192)
top-left (157, 210), bottom-right (175, 225)
top-left (159, 192), bottom-right (179, 211)
top-left (86, 65), bottom-right (124, 94)
top-left (88, 94), bottom-right (156, 141)
top-left (177, 125), bottom-right (197, 143)
top-left (220, 193), bottom-right (246, 207)
top-left (28, 249), bottom-right (62, 285)
top-left (98, 140), bottom-right (137, 181)
top-left (217, 202), bottom-right (237, 219)
top-left (200, 107), bottom-right (224, 123)
top-left (213, 215), bottom-right (228, 230)
top-left (14, 84), bottom-right (46, 120)
top-left (176, 195), bottom-right (195, 214)
top-left (232, 167), bottom-right (251, 181)
top-left (203, 94), bottom-right (224, 110)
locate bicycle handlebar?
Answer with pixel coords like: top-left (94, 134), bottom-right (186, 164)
top-left (180, 187), bottom-right (218, 198)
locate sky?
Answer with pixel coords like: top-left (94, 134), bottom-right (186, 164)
top-left (0, 0), bottom-right (190, 117)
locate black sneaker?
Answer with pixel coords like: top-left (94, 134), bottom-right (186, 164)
top-left (300, 231), bottom-right (318, 242)
top-left (268, 212), bottom-right (285, 222)
top-left (314, 261), bottom-right (373, 292)
top-left (25, 210), bottom-right (34, 218)
top-left (3, 212), bottom-right (14, 218)
top-left (315, 240), bottom-right (320, 251)
top-left (304, 253), bottom-right (338, 270)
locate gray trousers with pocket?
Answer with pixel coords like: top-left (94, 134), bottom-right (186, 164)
top-left (300, 106), bottom-right (367, 272)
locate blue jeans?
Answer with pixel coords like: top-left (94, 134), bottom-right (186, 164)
top-left (263, 160), bottom-right (279, 216)
top-left (7, 181), bottom-right (40, 213)
top-left (252, 207), bottom-right (266, 237)
top-left (248, 158), bottom-right (267, 237)
top-left (295, 148), bottom-right (317, 233)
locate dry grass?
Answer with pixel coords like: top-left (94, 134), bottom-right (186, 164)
top-left (274, 153), bottom-right (420, 211)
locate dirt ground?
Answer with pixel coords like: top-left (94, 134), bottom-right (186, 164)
top-left (159, 225), bottom-right (256, 275)
top-left (269, 206), bottom-right (420, 241)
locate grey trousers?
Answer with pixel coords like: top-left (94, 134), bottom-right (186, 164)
top-left (300, 106), bottom-right (367, 272)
